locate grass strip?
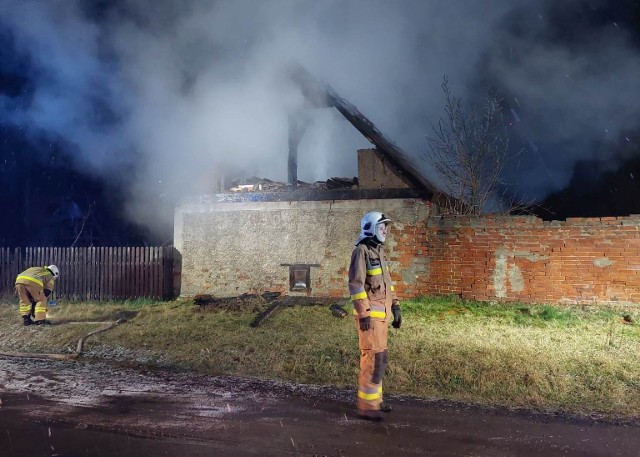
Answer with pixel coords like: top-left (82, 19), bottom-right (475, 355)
top-left (1, 296), bottom-right (639, 419)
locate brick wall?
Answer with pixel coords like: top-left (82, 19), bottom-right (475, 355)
top-left (176, 198), bottom-right (640, 305)
top-left (424, 215), bottom-right (640, 305)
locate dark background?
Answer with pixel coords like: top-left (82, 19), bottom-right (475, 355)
top-left (1, 1), bottom-right (639, 247)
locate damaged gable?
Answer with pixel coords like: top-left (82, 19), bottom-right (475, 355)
top-left (289, 64), bottom-right (441, 198)
top-left (357, 148), bottom-right (411, 190)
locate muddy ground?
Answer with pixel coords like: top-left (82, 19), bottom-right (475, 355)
top-left (1, 356), bottom-right (639, 456)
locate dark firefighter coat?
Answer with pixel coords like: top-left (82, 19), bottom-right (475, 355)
top-left (348, 240), bottom-right (398, 323)
top-left (348, 239), bottom-right (399, 411)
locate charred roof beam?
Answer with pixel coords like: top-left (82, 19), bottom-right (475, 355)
top-left (289, 64), bottom-right (441, 199)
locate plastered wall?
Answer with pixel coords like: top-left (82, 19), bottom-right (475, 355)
top-left (175, 198), bottom-right (431, 298)
top-left (357, 148), bottom-right (412, 190)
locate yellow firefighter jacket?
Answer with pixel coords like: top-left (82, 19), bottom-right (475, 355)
top-left (15, 266), bottom-right (56, 293)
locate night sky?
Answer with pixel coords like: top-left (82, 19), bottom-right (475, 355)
top-left (1, 0), bottom-right (640, 246)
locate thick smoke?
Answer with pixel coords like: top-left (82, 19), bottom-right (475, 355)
top-left (1, 0), bottom-right (639, 236)
top-left (484, 0), bottom-right (640, 198)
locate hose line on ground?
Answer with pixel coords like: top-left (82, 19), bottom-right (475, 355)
top-left (0, 319), bottom-right (125, 360)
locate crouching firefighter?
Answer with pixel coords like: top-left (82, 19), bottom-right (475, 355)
top-left (15, 265), bottom-right (60, 326)
top-left (348, 211), bottom-right (402, 422)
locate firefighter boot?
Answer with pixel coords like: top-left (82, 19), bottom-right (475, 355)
top-left (34, 319), bottom-right (51, 326)
top-left (380, 402), bottom-right (393, 412)
top-left (356, 409), bottom-right (384, 422)
top-left (22, 315), bottom-right (33, 326)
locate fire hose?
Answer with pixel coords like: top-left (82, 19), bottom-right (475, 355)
top-left (0, 319), bottom-right (125, 361)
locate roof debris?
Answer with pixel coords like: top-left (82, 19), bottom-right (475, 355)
top-left (228, 177), bottom-right (358, 193)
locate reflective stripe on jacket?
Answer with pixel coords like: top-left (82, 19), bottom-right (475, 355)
top-left (348, 240), bottom-right (397, 320)
top-left (15, 266), bottom-right (55, 291)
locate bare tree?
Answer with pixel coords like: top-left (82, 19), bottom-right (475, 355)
top-left (425, 76), bottom-right (517, 215)
top-left (70, 202), bottom-right (95, 247)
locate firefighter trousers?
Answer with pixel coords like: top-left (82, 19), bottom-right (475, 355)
top-left (15, 283), bottom-right (48, 321)
top-left (356, 318), bottom-right (389, 411)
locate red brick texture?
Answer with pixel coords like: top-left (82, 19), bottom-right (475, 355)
top-left (415, 215), bottom-right (640, 305)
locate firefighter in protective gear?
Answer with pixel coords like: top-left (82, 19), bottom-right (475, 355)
top-left (348, 211), bottom-right (402, 421)
top-left (15, 265), bottom-right (59, 326)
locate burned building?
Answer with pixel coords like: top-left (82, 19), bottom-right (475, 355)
top-left (174, 66), bottom-right (443, 299)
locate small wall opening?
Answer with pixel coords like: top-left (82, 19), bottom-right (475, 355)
top-left (289, 265), bottom-right (311, 291)
top-left (282, 263), bottom-right (320, 293)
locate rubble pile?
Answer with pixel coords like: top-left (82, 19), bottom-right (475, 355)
top-left (228, 177), bottom-right (358, 193)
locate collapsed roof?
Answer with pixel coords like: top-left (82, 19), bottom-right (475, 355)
top-left (195, 65), bottom-right (446, 205)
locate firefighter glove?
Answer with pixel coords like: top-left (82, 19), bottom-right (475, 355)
top-left (359, 316), bottom-right (372, 331)
top-left (391, 304), bottom-right (402, 329)
top-left (330, 304), bottom-right (347, 318)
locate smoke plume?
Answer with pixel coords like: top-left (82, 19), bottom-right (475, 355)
top-left (1, 0), bottom-right (639, 236)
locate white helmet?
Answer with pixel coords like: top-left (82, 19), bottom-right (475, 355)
top-left (47, 264), bottom-right (60, 279)
top-left (355, 211), bottom-right (391, 245)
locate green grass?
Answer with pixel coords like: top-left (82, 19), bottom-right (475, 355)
top-left (2, 296), bottom-right (640, 419)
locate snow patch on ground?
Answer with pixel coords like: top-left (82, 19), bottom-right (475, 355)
top-left (0, 356), bottom-right (266, 425)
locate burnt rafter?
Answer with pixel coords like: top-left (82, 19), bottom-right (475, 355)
top-left (289, 64), bottom-right (441, 199)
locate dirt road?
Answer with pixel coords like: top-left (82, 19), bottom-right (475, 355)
top-left (1, 356), bottom-right (638, 456)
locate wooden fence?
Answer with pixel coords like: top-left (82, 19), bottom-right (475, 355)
top-left (0, 247), bottom-right (178, 301)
